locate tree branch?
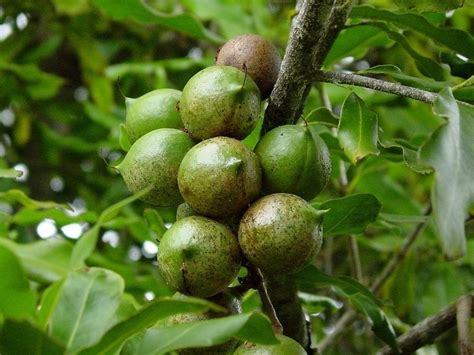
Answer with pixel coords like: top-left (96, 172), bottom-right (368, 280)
top-left (264, 0), bottom-right (350, 130)
top-left (379, 293), bottom-right (474, 355)
top-left (313, 70), bottom-right (438, 104)
top-left (318, 205), bottom-right (432, 352)
top-left (457, 294), bottom-right (474, 355)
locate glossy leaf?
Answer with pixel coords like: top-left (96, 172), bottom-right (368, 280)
top-left (70, 185), bottom-right (153, 269)
top-left (50, 268), bottom-right (124, 353)
top-left (137, 313), bottom-right (278, 354)
top-left (296, 265), bottom-right (399, 352)
top-left (394, 0), bottom-right (464, 12)
top-left (0, 238), bottom-right (72, 284)
top-left (80, 297), bottom-right (225, 355)
top-left (0, 319), bottom-right (65, 355)
top-left (351, 5), bottom-right (474, 60)
top-left (92, 0), bottom-right (222, 44)
top-left (0, 245), bottom-right (37, 318)
top-left (419, 89), bottom-right (474, 259)
top-left (316, 194), bottom-right (382, 236)
top-left (338, 93), bottom-right (380, 164)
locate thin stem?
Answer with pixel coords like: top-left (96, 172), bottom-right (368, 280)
top-left (379, 293), bottom-right (474, 355)
top-left (348, 236), bottom-right (363, 282)
top-left (313, 70), bottom-right (438, 104)
top-left (457, 294), bottom-right (474, 355)
top-left (247, 264), bottom-right (283, 335)
top-left (318, 204), bottom-right (432, 352)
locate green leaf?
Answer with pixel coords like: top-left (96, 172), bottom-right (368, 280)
top-left (360, 22), bottom-right (449, 81)
top-left (419, 89), bottom-right (474, 259)
top-left (393, 0), bottom-right (464, 12)
top-left (137, 313), bottom-right (278, 354)
top-left (92, 0), bottom-right (222, 44)
top-left (37, 281), bottom-right (65, 329)
top-left (0, 189), bottom-right (68, 210)
top-left (52, 0), bottom-right (89, 15)
top-left (0, 168), bottom-right (22, 179)
top-left (296, 266), bottom-right (399, 352)
top-left (70, 185), bottom-right (153, 269)
top-left (0, 319), bottom-right (65, 355)
top-left (119, 123), bottom-right (131, 152)
top-left (143, 209), bottom-right (167, 241)
top-left (50, 268), bottom-right (124, 353)
top-left (324, 25), bottom-right (390, 66)
top-left (80, 297), bottom-right (225, 355)
top-left (338, 93), bottom-right (380, 164)
top-left (12, 208), bottom-right (97, 226)
top-left (300, 107), bottom-right (339, 127)
top-left (350, 5), bottom-right (474, 60)
top-left (0, 239), bottom-right (72, 284)
top-left (0, 245), bottom-right (37, 318)
top-left (316, 194), bottom-right (382, 236)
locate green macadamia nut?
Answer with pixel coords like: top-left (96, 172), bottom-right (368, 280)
top-left (255, 124), bottom-right (331, 201)
top-left (178, 137), bottom-right (262, 217)
top-left (117, 128), bottom-right (195, 206)
top-left (234, 335), bottom-right (307, 355)
top-left (157, 216), bottom-right (242, 298)
top-left (125, 89), bottom-right (182, 143)
top-left (238, 193), bottom-right (323, 275)
top-left (180, 66), bottom-right (261, 140)
top-left (216, 34), bottom-right (281, 99)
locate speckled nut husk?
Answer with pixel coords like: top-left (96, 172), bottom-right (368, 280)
top-left (157, 216), bottom-right (242, 298)
top-left (180, 66), bottom-right (261, 140)
top-left (117, 128), bottom-right (195, 206)
top-left (176, 202), bottom-right (241, 234)
top-left (125, 89), bottom-right (182, 143)
top-left (178, 137), bottom-right (262, 217)
top-left (234, 335), bottom-right (307, 355)
top-left (238, 193), bottom-right (323, 275)
top-left (164, 291), bottom-right (242, 354)
top-left (255, 125), bottom-right (331, 201)
top-left (216, 34), bottom-right (282, 99)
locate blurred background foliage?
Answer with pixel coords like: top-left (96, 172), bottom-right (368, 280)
top-left (0, 0), bottom-right (473, 354)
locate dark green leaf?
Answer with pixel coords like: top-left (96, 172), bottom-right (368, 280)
top-left (80, 297), bottom-right (225, 355)
top-left (144, 209), bottom-right (167, 241)
top-left (393, 0), bottom-right (464, 12)
top-left (324, 25), bottom-right (390, 66)
top-left (137, 313), bottom-right (278, 354)
top-left (0, 245), bottom-right (37, 318)
top-left (92, 0), bottom-right (222, 44)
top-left (296, 266), bottom-right (399, 352)
top-left (338, 93), bottom-right (380, 164)
top-left (350, 5), bottom-right (474, 60)
top-left (50, 268), bottom-right (124, 353)
top-left (316, 194), bottom-right (382, 236)
top-left (0, 319), bottom-right (65, 355)
top-left (300, 107), bottom-right (339, 127)
top-left (419, 89), bottom-right (474, 259)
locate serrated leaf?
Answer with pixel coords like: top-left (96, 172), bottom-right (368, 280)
top-left (70, 185), bottom-right (153, 269)
top-left (351, 5), bottom-right (474, 60)
top-left (296, 265), bottom-right (399, 352)
top-left (137, 313), bottom-right (278, 354)
top-left (394, 0), bottom-right (464, 12)
top-left (419, 89), bottom-right (474, 259)
top-left (79, 297), bottom-right (225, 355)
top-left (0, 319), bottom-right (65, 355)
top-left (92, 0), bottom-right (222, 44)
top-left (49, 268), bottom-right (124, 353)
top-left (0, 245), bottom-right (37, 318)
top-left (0, 168), bottom-right (22, 179)
top-left (338, 93), bottom-right (380, 164)
top-left (316, 194), bottom-right (382, 235)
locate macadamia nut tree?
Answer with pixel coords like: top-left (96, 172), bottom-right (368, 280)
top-left (2, 1), bottom-right (473, 355)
